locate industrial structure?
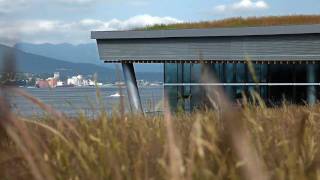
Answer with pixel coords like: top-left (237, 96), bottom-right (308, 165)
top-left (92, 24), bottom-right (320, 112)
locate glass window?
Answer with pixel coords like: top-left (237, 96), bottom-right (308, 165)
top-left (224, 64), bottom-right (235, 83)
top-left (269, 64), bottom-right (294, 83)
top-left (260, 64), bottom-right (268, 83)
top-left (183, 64), bottom-right (191, 110)
top-left (248, 64), bottom-right (261, 83)
top-left (164, 86), bottom-right (178, 111)
top-left (164, 64), bottom-right (178, 110)
top-left (164, 64), bottom-right (178, 83)
top-left (191, 64), bottom-right (201, 83)
top-left (177, 64), bottom-right (183, 83)
top-left (236, 64), bottom-right (246, 83)
top-left (224, 64), bottom-right (235, 99)
top-left (183, 64), bottom-right (191, 83)
top-left (214, 64), bottom-right (223, 83)
top-left (165, 62), bottom-right (320, 111)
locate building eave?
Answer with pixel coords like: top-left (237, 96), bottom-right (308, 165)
top-left (91, 24), bottom-right (320, 40)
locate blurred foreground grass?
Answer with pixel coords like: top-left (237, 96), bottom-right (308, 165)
top-left (0, 89), bottom-right (320, 180)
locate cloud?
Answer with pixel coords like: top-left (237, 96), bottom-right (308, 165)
top-left (0, 0), bottom-right (95, 14)
top-left (0, 14), bottom-right (182, 45)
top-left (128, 0), bottom-right (149, 7)
top-left (56, 0), bottom-right (148, 6)
top-left (0, 0), bottom-right (147, 14)
top-left (58, 0), bottom-right (97, 3)
top-left (0, 0), bottom-right (27, 14)
top-left (214, 0), bottom-right (269, 13)
top-left (55, 0), bottom-right (101, 6)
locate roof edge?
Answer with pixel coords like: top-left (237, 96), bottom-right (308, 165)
top-left (91, 24), bottom-right (320, 40)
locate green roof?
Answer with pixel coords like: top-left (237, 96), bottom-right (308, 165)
top-left (139, 15), bottom-right (320, 30)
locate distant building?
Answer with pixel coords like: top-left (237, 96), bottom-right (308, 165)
top-left (57, 81), bottom-right (65, 87)
top-left (35, 72), bottom-right (59, 88)
top-left (54, 72), bottom-right (60, 80)
top-left (35, 80), bottom-right (49, 88)
top-left (67, 75), bottom-right (99, 86)
top-left (47, 78), bottom-right (57, 88)
top-left (67, 76), bottom-right (81, 86)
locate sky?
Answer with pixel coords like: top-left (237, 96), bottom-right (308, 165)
top-left (0, 0), bottom-right (320, 45)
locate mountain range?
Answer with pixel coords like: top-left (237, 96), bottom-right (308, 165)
top-left (15, 42), bottom-right (163, 73)
top-left (0, 44), bottom-right (162, 82)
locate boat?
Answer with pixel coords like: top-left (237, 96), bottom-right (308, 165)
top-left (109, 92), bottom-right (123, 97)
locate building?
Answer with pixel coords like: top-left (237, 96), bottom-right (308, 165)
top-left (67, 75), bottom-right (83, 86)
top-left (54, 72), bottom-right (60, 80)
top-left (67, 75), bottom-right (99, 87)
top-left (47, 78), bottom-right (58, 88)
top-left (35, 73), bottom-right (59, 88)
top-left (57, 81), bottom-right (65, 87)
top-left (92, 24), bottom-right (320, 112)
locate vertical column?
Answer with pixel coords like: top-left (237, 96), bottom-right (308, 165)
top-left (122, 63), bottom-right (143, 113)
top-left (307, 64), bottom-right (316, 105)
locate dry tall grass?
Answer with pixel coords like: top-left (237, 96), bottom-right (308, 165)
top-left (0, 87), bottom-right (319, 180)
top-left (141, 15), bottom-right (320, 30)
top-left (1, 48), bottom-right (320, 180)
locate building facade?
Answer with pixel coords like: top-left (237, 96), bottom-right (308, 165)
top-left (164, 63), bottom-right (319, 111)
top-left (92, 24), bottom-right (320, 112)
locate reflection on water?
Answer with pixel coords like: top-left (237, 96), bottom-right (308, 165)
top-left (8, 87), bottom-right (163, 117)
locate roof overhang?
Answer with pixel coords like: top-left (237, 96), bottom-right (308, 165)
top-left (92, 24), bottom-right (320, 39)
top-left (92, 24), bottom-right (320, 63)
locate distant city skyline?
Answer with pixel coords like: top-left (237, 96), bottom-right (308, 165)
top-left (0, 0), bottom-right (319, 45)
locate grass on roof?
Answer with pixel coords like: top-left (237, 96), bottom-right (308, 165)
top-left (140, 15), bottom-right (320, 30)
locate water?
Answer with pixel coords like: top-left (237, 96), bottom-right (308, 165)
top-left (8, 86), bottom-right (164, 117)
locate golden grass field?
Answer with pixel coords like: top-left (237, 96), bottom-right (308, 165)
top-left (141, 15), bottom-right (320, 30)
top-left (0, 87), bottom-right (319, 180)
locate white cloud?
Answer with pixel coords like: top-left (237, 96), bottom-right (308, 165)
top-left (0, 0), bottom-right (27, 14)
top-left (0, 0), bottom-right (102, 14)
top-left (214, 0), bottom-right (269, 12)
top-left (56, 0), bottom-right (101, 6)
top-left (0, 14), bottom-right (182, 45)
top-left (58, 0), bottom-right (96, 3)
top-left (105, 15), bottom-right (182, 30)
top-left (0, 0), bottom-right (147, 14)
top-left (128, 0), bottom-right (149, 7)
top-left (215, 5), bottom-right (227, 12)
top-left (75, 14), bottom-right (181, 31)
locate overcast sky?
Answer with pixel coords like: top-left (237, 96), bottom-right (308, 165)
top-left (1, 0), bottom-right (319, 45)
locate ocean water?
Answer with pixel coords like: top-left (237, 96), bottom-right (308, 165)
top-left (7, 86), bottom-right (163, 117)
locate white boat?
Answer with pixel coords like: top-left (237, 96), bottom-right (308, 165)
top-left (109, 92), bottom-right (123, 97)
